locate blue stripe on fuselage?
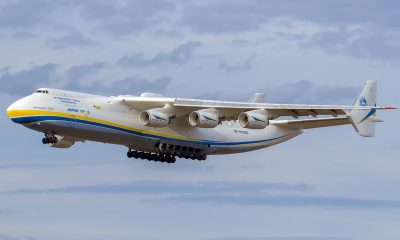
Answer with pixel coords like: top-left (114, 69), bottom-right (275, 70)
top-left (11, 116), bottom-right (287, 146)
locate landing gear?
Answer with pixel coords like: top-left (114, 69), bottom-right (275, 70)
top-left (42, 134), bottom-right (57, 144)
top-left (127, 149), bottom-right (176, 164)
top-left (126, 143), bottom-right (208, 164)
top-left (159, 143), bottom-right (207, 161)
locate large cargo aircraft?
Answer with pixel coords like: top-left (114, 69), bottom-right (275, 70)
top-left (6, 81), bottom-right (396, 163)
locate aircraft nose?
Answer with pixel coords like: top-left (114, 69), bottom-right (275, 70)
top-left (6, 101), bottom-right (17, 120)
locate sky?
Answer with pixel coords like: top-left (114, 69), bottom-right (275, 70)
top-left (0, 0), bottom-right (400, 239)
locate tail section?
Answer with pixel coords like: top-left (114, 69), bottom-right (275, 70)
top-left (349, 81), bottom-right (377, 137)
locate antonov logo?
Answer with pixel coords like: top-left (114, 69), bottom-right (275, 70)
top-left (152, 114), bottom-right (168, 121)
top-left (359, 96), bottom-right (368, 106)
top-left (251, 116), bottom-right (266, 123)
top-left (202, 115), bottom-right (217, 122)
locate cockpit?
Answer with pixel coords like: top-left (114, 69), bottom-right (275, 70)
top-left (35, 89), bottom-right (49, 94)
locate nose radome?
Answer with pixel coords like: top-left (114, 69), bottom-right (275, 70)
top-left (6, 101), bottom-right (17, 119)
top-left (7, 96), bottom-right (29, 120)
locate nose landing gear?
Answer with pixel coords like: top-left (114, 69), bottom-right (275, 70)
top-left (42, 133), bottom-right (57, 144)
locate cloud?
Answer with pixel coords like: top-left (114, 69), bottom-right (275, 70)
top-left (0, 236), bottom-right (38, 240)
top-left (65, 76), bottom-right (172, 96)
top-left (2, 1), bottom-right (399, 62)
top-left (0, 62), bottom-right (172, 96)
top-left (0, 0), bottom-right (175, 35)
top-left (66, 62), bottom-right (106, 80)
top-left (264, 81), bottom-right (359, 104)
top-left (0, 0), bottom-right (60, 29)
top-left (11, 31), bottom-right (37, 40)
top-left (195, 81), bottom-right (359, 105)
top-left (180, 1), bottom-right (400, 34)
top-left (219, 56), bottom-right (255, 72)
top-left (0, 64), bottom-right (58, 96)
top-left (213, 237), bottom-right (352, 240)
top-left (180, 1), bottom-right (270, 33)
top-left (118, 41), bottom-right (202, 67)
top-left (2, 181), bottom-right (311, 195)
top-left (0, 236), bottom-right (19, 240)
top-left (302, 26), bottom-right (400, 61)
top-left (76, 0), bottom-right (176, 35)
top-left (165, 194), bottom-right (400, 208)
top-left (46, 32), bottom-right (98, 49)
top-left (178, 1), bottom-right (400, 61)
top-left (4, 181), bottom-right (400, 208)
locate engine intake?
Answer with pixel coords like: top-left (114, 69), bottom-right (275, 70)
top-left (189, 109), bottom-right (220, 128)
top-left (140, 108), bottom-right (173, 128)
top-left (238, 110), bottom-right (269, 129)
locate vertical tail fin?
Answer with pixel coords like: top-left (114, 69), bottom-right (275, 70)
top-left (349, 81), bottom-right (377, 137)
top-left (248, 93), bottom-right (266, 103)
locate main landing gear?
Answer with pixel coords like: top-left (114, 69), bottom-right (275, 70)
top-left (126, 143), bottom-right (208, 164)
top-left (127, 149), bottom-right (176, 164)
top-left (158, 143), bottom-right (207, 161)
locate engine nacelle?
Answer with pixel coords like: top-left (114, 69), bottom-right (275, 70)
top-left (238, 110), bottom-right (269, 129)
top-left (189, 109), bottom-right (220, 128)
top-left (49, 135), bottom-right (75, 148)
top-left (139, 108), bottom-right (171, 128)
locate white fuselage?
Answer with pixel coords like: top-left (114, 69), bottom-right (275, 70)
top-left (7, 89), bottom-right (303, 155)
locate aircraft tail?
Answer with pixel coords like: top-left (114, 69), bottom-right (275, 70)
top-left (348, 81), bottom-right (379, 137)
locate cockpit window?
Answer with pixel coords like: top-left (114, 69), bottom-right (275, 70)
top-left (35, 90), bottom-right (49, 94)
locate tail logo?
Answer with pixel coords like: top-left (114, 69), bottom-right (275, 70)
top-left (359, 96), bottom-right (368, 106)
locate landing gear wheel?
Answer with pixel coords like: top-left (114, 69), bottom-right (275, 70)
top-left (138, 152), bottom-right (144, 159)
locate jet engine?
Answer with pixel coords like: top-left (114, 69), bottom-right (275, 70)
top-left (42, 135), bottom-right (75, 148)
top-left (189, 109), bottom-right (220, 128)
top-left (140, 108), bottom-right (173, 128)
top-left (238, 110), bottom-right (269, 129)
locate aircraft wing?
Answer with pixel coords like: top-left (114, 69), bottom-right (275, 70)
top-left (117, 96), bottom-right (391, 119)
top-left (271, 117), bottom-right (350, 129)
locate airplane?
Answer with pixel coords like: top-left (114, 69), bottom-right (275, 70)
top-left (6, 80), bottom-right (396, 164)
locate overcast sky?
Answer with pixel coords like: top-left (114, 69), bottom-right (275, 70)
top-left (0, 1), bottom-right (400, 240)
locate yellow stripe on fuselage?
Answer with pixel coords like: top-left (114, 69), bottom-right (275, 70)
top-left (7, 109), bottom-right (204, 142)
